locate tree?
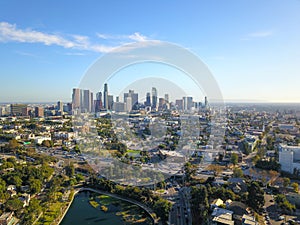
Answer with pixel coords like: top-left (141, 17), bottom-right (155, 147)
top-left (65, 164), bottom-right (75, 177)
top-left (8, 139), bottom-right (20, 150)
top-left (153, 198), bottom-right (172, 224)
top-left (74, 144), bottom-right (80, 153)
top-left (42, 140), bottom-right (53, 148)
top-left (276, 194), bottom-right (296, 213)
top-left (231, 153), bottom-right (238, 165)
top-left (5, 197), bottom-right (23, 211)
top-left (29, 178), bottom-right (42, 194)
top-left (283, 178), bottom-right (290, 188)
top-left (7, 175), bottom-right (23, 187)
top-left (191, 185), bottom-right (209, 225)
top-left (0, 178), bottom-right (7, 194)
top-left (61, 145), bottom-right (69, 152)
top-left (184, 162), bottom-right (196, 182)
top-left (233, 168), bottom-right (244, 178)
top-left (291, 182), bottom-right (299, 193)
top-left (247, 182), bottom-right (265, 212)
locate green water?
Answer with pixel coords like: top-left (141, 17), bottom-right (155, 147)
top-left (60, 191), bottom-right (152, 225)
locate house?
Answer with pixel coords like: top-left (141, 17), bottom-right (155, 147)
top-left (211, 207), bottom-right (234, 225)
top-left (228, 178), bottom-right (247, 194)
top-left (20, 185), bottom-right (29, 192)
top-left (19, 194), bottom-right (30, 207)
top-left (7, 185), bottom-right (17, 197)
top-left (225, 199), bottom-right (233, 208)
top-left (242, 214), bottom-right (258, 225)
top-left (227, 201), bottom-right (249, 222)
top-left (6, 185), bottom-right (16, 192)
top-left (0, 211), bottom-right (16, 225)
top-left (211, 198), bottom-right (224, 209)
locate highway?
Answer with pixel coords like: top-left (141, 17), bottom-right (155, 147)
top-left (169, 187), bottom-right (191, 225)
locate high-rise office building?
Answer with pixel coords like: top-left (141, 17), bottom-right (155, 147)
top-left (80, 89), bottom-right (93, 113)
top-left (145, 92), bottom-right (151, 106)
top-left (125, 96), bottom-right (132, 112)
top-left (183, 96), bottom-right (193, 111)
top-left (205, 96), bottom-right (208, 108)
top-left (35, 107), bottom-right (44, 117)
top-left (108, 95), bottom-right (114, 110)
top-left (57, 101), bottom-right (63, 112)
top-left (151, 87), bottom-right (158, 110)
top-left (95, 92), bottom-right (103, 112)
top-left (164, 94), bottom-right (169, 103)
top-left (158, 98), bottom-right (165, 110)
top-left (114, 102), bottom-right (125, 112)
top-left (103, 83), bottom-right (108, 110)
top-left (187, 97), bottom-right (193, 110)
top-left (72, 88), bottom-right (93, 113)
top-left (175, 99), bottom-right (183, 110)
top-left (72, 88), bottom-right (81, 109)
top-left (124, 90), bottom-right (138, 110)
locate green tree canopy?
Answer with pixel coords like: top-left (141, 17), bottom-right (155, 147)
top-left (247, 181), bottom-right (265, 212)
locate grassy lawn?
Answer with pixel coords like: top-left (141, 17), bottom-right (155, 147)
top-left (97, 195), bottom-right (119, 206)
top-left (36, 202), bottom-right (66, 225)
top-left (127, 149), bottom-right (141, 154)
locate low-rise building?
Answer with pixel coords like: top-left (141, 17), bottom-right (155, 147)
top-left (242, 214), bottom-right (258, 225)
top-left (211, 198), bottom-right (224, 209)
top-left (212, 207), bottom-right (234, 225)
top-left (34, 136), bottom-right (51, 145)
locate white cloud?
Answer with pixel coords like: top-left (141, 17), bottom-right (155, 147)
top-left (0, 22), bottom-right (150, 53)
top-left (242, 30), bottom-right (274, 40)
top-left (128, 32), bottom-right (147, 42)
top-left (96, 32), bottom-right (148, 42)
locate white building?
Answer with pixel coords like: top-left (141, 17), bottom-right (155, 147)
top-left (279, 144), bottom-right (300, 174)
top-left (34, 136), bottom-right (51, 145)
top-left (242, 214), bottom-right (258, 225)
top-left (211, 207), bottom-right (234, 225)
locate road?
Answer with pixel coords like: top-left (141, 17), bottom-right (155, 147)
top-left (169, 187), bottom-right (191, 225)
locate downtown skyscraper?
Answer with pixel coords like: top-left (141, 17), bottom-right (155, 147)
top-left (103, 83), bottom-right (108, 110)
top-left (151, 87), bottom-right (158, 110)
top-left (72, 88), bottom-right (94, 113)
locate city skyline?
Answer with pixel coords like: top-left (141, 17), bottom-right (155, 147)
top-left (71, 83), bottom-right (208, 113)
top-left (1, 1), bottom-right (300, 102)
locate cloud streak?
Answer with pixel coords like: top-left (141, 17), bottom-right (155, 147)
top-left (0, 22), bottom-right (149, 53)
top-left (248, 30), bottom-right (274, 38)
top-left (96, 32), bottom-right (148, 42)
top-left (242, 30), bottom-right (274, 40)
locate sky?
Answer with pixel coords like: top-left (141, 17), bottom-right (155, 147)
top-left (0, 0), bottom-right (300, 103)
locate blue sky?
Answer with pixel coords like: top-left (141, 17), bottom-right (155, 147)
top-left (0, 0), bottom-right (300, 102)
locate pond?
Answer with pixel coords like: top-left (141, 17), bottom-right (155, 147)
top-left (60, 191), bottom-right (152, 225)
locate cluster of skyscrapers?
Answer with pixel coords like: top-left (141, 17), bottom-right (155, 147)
top-left (71, 83), bottom-right (209, 114)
